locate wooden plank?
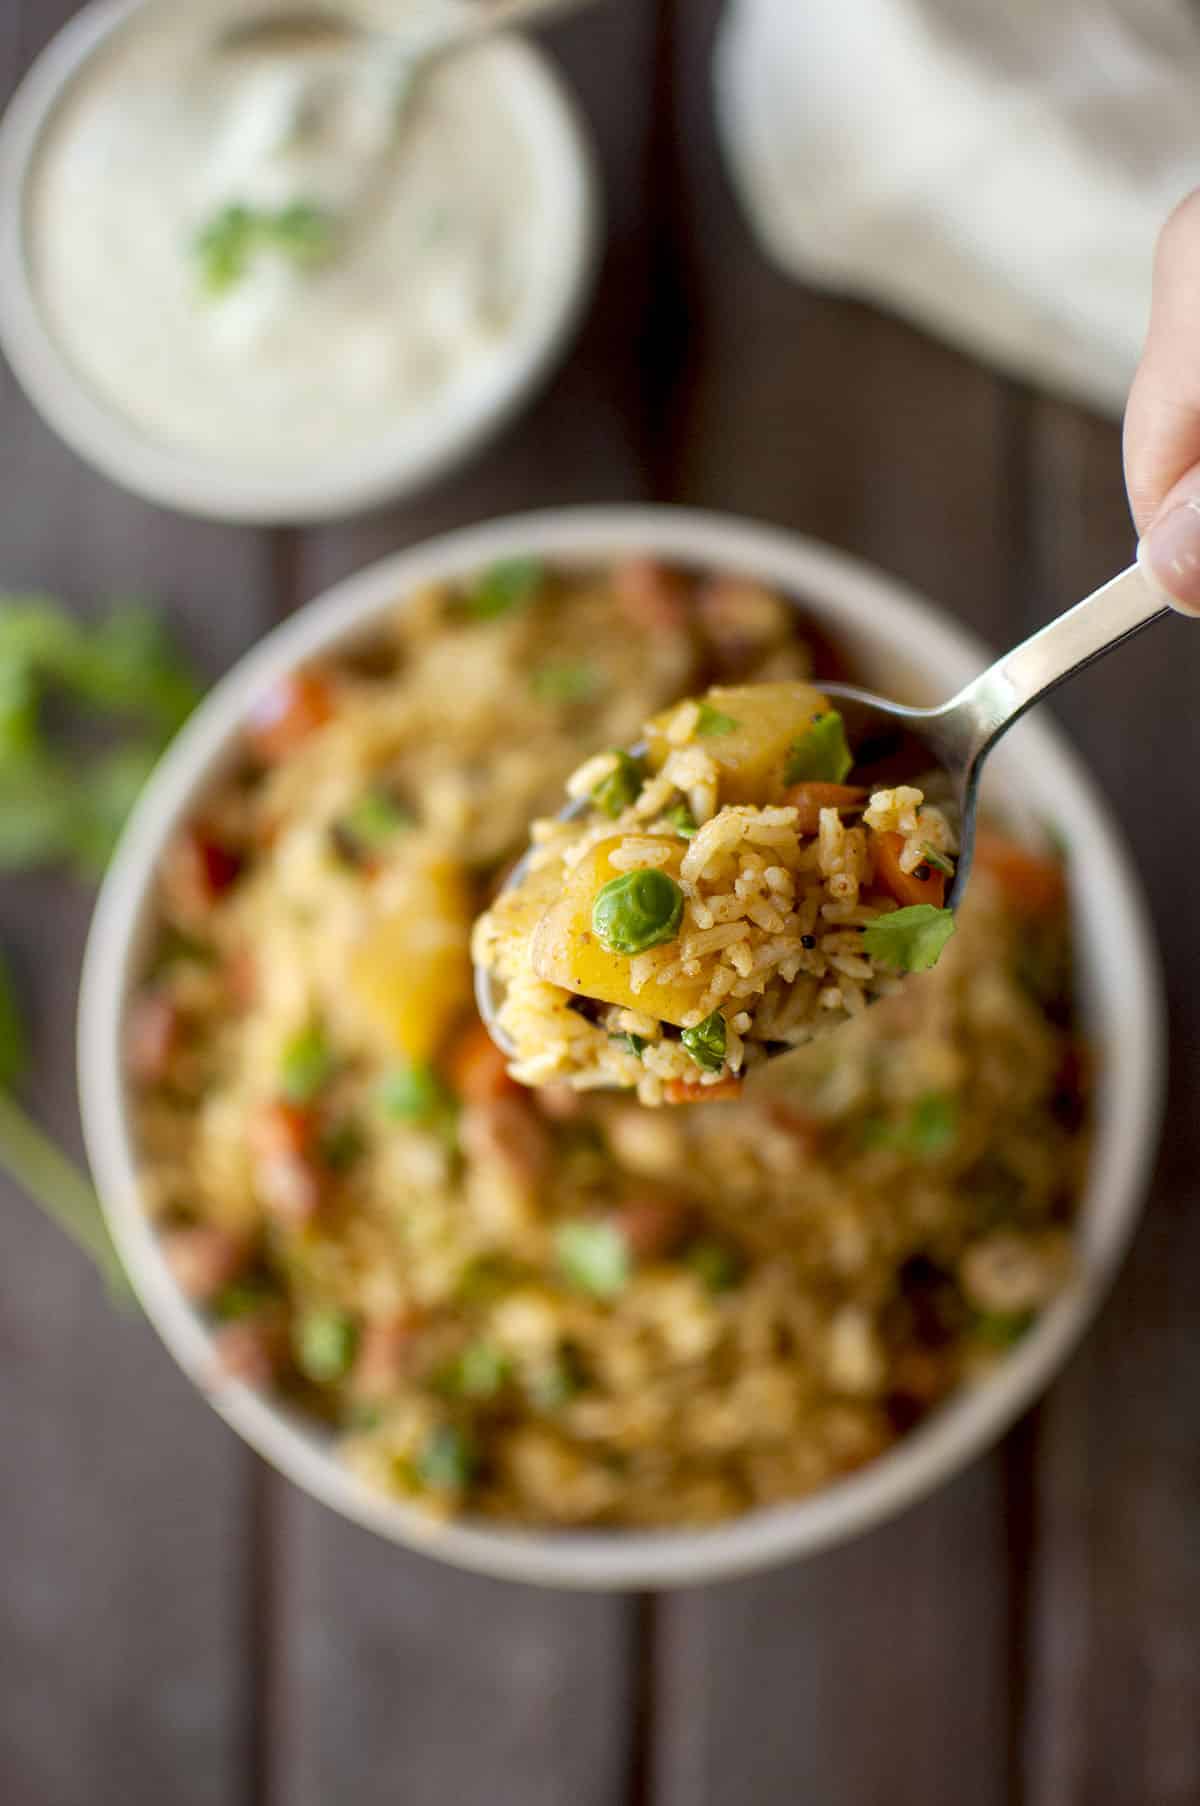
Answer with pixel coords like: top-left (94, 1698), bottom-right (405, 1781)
top-left (268, 6), bottom-right (661, 1803)
top-left (1019, 401), bottom-right (1200, 1806)
top-left (645, 6), bottom-right (1028, 1802)
top-left (0, 15), bottom-right (267, 1802)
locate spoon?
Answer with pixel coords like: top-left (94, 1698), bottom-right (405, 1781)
top-left (219, 0), bottom-right (599, 61)
top-left (476, 559), bottom-right (1174, 1060)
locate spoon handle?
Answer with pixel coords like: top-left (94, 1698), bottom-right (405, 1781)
top-left (936, 563), bottom-right (1169, 770)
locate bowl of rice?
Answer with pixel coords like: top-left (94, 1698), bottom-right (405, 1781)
top-left (78, 507), bottom-right (1165, 1589)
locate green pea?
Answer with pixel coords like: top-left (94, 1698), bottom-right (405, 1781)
top-left (445, 1341), bottom-right (509, 1399)
top-left (681, 1010), bottom-right (726, 1073)
top-left (592, 868), bottom-right (683, 955)
top-left (590, 750), bottom-right (644, 819)
top-left (294, 1308), bottom-right (358, 1383)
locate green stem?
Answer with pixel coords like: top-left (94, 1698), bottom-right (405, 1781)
top-left (0, 1089), bottom-right (134, 1304)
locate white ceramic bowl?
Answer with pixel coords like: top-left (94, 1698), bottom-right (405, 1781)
top-left (0, 0), bottom-right (598, 524)
top-left (79, 507), bottom-right (1165, 1588)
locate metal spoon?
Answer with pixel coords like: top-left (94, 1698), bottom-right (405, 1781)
top-left (476, 559), bottom-right (1174, 1060)
top-left (219, 0), bottom-right (599, 61)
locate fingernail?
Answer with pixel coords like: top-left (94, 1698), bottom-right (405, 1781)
top-left (1139, 498), bottom-right (1200, 614)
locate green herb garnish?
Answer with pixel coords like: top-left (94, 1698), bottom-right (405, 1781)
top-left (972, 1308), bottom-right (1035, 1349)
top-left (294, 1308), bottom-right (358, 1383)
top-left (555, 1220), bottom-right (629, 1300)
top-left (663, 801), bottom-right (698, 838)
top-left (279, 1021), bottom-right (335, 1103)
top-left (922, 845), bottom-right (955, 877)
top-left (444, 1341), bottom-right (509, 1400)
top-left (592, 868), bottom-right (683, 955)
top-left (681, 1010), bottom-right (727, 1074)
top-left (376, 1062), bottom-right (458, 1144)
top-left (193, 199), bottom-right (337, 295)
top-left (859, 1091), bottom-right (959, 1157)
top-left (320, 1118), bottom-right (366, 1174)
top-left (530, 661), bottom-right (601, 704)
top-left (695, 701), bottom-right (739, 737)
top-left (466, 558), bottom-right (545, 620)
top-left (609, 1032), bottom-right (647, 1059)
top-left (590, 750), bottom-right (644, 819)
top-left (862, 904), bottom-right (956, 973)
top-left (415, 1423), bottom-right (477, 1491)
top-left (784, 710), bottom-right (853, 784)
top-left (338, 787), bottom-right (414, 851)
top-left (686, 1237), bottom-right (744, 1293)
top-left (529, 1342), bottom-right (586, 1410)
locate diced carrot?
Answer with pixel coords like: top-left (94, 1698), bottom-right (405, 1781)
top-left (872, 831), bottom-right (946, 908)
top-left (246, 670), bottom-right (334, 764)
top-left (613, 1195), bottom-right (690, 1260)
top-left (664, 1076), bottom-right (743, 1106)
top-left (126, 991), bottom-right (182, 1084)
top-left (251, 1100), bottom-right (316, 1160)
top-left (613, 558), bottom-right (690, 632)
top-left (782, 782), bottom-right (868, 835)
top-left (444, 1018), bottom-right (519, 1104)
top-left (974, 830), bottom-right (1065, 914)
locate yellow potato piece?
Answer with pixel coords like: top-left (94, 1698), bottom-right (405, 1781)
top-left (531, 837), bottom-right (706, 1026)
top-left (349, 852), bottom-right (472, 1063)
top-left (646, 680), bottom-right (833, 804)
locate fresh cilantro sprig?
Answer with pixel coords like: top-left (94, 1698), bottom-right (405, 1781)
top-left (194, 199), bottom-right (338, 295)
top-left (0, 597), bottom-right (199, 878)
top-left (784, 710), bottom-right (853, 785)
top-left (863, 904), bottom-right (956, 973)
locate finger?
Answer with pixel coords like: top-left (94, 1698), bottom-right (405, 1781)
top-left (1124, 190), bottom-right (1200, 611)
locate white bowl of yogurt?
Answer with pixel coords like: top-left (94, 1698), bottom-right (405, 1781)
top-left (0, 0), bottom-right (598, 522)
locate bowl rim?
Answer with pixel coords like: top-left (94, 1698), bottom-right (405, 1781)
top-left (0, 0), bottom-right (600, 525)
top-left (78, 505), bottom-right (1166, 1589)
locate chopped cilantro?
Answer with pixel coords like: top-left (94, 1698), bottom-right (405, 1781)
top-left (862, 904), bottom-right (956, 973)
top-left (466, 558), bottom-right (545, 620)
top-left (279, 1022), bottom-right (335, 1103)
top-left (681, 1010), bottom-right (727, 1073)
top-left (695, 701), bottom-right (739, 736)
top-left (555, 1219), bottom-right (629, 1299)
top-left (922, 845), bottom-right (955, 877)
top-left (376, 1063), bottom-right (458, 1144)
top-left (664, 801), bottom-right (698, 838)
top-left (530, 661), bottom-right (601, 704)
top-left (609, 1032), bottom-right (647, 1059)
top-left (444, 1341), bottom-right (510, 1399)
top-left (784, 710), bottom-right (853, 784)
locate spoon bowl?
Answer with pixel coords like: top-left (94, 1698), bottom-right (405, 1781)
top-left (476, 561), bottom-right (1174, 1069)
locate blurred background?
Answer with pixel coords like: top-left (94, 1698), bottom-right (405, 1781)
top-left (2, 1), bottom-right (1198, 1802)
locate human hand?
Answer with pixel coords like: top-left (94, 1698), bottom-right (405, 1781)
top-left (1125, 190), bottom-right (1200, 613)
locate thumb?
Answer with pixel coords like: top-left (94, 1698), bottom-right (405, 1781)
top-left (1125, 190), bottom-right (1200, 613)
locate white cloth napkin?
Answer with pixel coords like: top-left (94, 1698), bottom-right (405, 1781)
top-left (714, 0), bottom-right (1200, 416)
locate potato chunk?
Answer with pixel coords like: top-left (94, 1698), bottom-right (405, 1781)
top-left (349, 851), bottom-right (472, 1062)
top-left (531, 837), bottom-right (706, 1025)
top-left (646, 680), bottom-right (833, 804)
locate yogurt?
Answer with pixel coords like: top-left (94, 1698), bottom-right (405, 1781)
top-left (27, 3), bottom-right (584, 473)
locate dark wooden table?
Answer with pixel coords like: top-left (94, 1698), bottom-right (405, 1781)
top-left (3, 5), bottom-right (1198, 1802)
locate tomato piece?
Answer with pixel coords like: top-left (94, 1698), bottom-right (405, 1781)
top-left (974, 831), bottom-right (1065, 914)
top-left (246, 670), bottom-right (334, 763)
top-left (872, 831), bottom-right (946, 908)
top-left (782, 782), bottom-right (868, 835)
top-left (251, 1100), bottom-right (316, 1159)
